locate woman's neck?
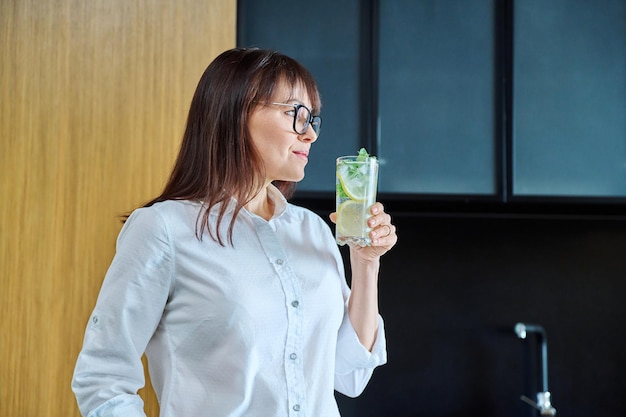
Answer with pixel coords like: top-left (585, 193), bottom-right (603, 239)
top-left (245, 186), bottom-right (275, 221)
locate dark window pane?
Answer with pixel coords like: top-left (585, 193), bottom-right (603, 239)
top-left (238, 0), bottom-right (362, 192)
top-left (378, 0), bottom-right (497, 194)
top-left (513, 0), bottom-right (626, 197)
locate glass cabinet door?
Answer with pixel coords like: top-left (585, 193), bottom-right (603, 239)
top-left (512, 0), bottom-right (626, 197)
top-left (377, 0), bottom-right (497, 195)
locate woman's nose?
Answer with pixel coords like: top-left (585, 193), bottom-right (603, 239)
top-left (299, 124), bottom-right (318, 143)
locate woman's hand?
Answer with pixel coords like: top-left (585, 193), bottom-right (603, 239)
top-left (329, 202), bottom-right (397, 262)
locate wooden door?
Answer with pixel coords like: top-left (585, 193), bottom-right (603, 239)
top-left (0, 1), bottom-right (235, 415)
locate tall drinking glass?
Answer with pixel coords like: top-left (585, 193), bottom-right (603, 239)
top-left (335, 154), bottom-right (379, 246)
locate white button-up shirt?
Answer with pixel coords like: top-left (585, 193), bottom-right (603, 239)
top-left (72, 185), bottom-right (387, 417)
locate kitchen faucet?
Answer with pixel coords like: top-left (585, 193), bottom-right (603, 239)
top-left (514, 322), bottom-right (557, 416)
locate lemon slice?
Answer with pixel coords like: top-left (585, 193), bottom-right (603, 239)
top-left (337, 200), bottom-right (368, 237)
top-left (337, 163), bottom-right (368, 202)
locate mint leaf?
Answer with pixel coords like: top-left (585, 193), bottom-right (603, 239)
top-left (336, 181), bottom-right (348, 198)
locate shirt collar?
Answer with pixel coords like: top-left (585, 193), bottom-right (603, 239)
top-left (201, 184), bottom-right (288, 220)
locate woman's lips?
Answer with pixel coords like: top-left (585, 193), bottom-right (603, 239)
top-left (293, 150), bottom-right (309, 160)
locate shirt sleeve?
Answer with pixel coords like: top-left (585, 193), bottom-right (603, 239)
top-left (334, 304), bottom-right (387, 397)
top-left (72, 207), bottom-right (174, 417)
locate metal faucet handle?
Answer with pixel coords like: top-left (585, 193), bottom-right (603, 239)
top-left (520, 392), bottom-right (557, 416)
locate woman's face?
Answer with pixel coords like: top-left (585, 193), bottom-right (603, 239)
top-left (248, 80), bottom-right (318, 185)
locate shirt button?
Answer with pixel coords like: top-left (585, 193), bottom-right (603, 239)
top-left (290, 353), bottom-right (297, 360)
top-left (276, 259), bottom-right (284, 265)
top-left (291, 300), bottom-right (299, 308)
top-left (293, 404), bottom-right (301, 412)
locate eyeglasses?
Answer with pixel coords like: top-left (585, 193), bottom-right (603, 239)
top-left (269, 102), bottom-right (322, 136)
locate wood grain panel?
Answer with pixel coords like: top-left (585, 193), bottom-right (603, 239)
top-left (0, 1), bottom-right (235, 415)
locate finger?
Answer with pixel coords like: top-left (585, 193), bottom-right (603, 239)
top-left (372, 224), bottom-right (398, 242)
top-left (329, 212), bottom-right (337, 224)
top-left (371, 224), bottom-right (390, 238)
top-left (368, 211), bottom-right (392, 228)
top-left (370, 202), bottom-right (384, 215)
top-left (370, 224), bottom-right (395, 243)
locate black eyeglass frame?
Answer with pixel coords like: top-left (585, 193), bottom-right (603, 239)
top-left (268, 102), bottom-right (322, 135)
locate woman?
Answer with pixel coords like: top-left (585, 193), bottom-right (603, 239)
top-left (72, 47), bottom-right (397, 417)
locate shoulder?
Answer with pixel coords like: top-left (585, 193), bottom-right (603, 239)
top-left (126, 200), bottom-right (185, 225)
top-left (286, 202), bottom-right (323, 221)
top-left (122, 200), bottom-right (199, 240)
top-left (285, 202), bottom-right (333, 234)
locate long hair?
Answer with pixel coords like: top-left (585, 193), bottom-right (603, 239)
top-left (143, 48), bottom-right (321, 246)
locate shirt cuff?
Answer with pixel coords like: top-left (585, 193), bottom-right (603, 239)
top-left (336, 313), bottom-right (387, 374)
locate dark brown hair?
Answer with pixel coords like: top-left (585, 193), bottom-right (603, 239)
top-left (143, 48), bottom-right (321, 245)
